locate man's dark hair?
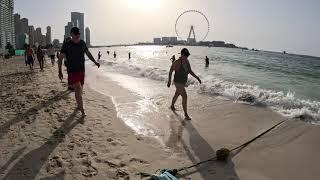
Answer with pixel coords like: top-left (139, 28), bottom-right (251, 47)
top-left (70, 27), bottom-right (80, 35)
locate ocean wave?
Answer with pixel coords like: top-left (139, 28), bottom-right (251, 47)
top-left (102, 60), bottom-right (320, 123)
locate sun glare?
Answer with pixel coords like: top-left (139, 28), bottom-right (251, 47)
top-left (126, 0), bottom-right (161, 10)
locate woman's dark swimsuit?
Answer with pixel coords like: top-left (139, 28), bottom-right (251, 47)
top-left (174, 60), bottom-right (189, 84)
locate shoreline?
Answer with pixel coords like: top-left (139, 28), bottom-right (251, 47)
top-left (1, 57), bottom-right (320, 179)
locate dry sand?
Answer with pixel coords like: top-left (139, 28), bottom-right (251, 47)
top-left (1, 57), bottom-right (320, 180)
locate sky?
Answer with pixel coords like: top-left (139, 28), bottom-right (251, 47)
top-left (15, 0), bottom-right (320, 57)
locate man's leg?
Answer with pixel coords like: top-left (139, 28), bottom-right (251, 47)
top-left (171, 90), bottom-right (180, 111)
top-left (73, 82), bottom-right (85, 116)
top-left (181, 87), bottom-right (190, 120)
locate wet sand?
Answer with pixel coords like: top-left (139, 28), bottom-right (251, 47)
top-left (1, 57), bottom-right (320, 180)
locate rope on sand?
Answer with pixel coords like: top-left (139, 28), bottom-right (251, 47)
top-left (137, 119), bottom-right (288, 180)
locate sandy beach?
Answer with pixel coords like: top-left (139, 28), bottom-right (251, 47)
top-left (1, 56), bottom-right (320, 180)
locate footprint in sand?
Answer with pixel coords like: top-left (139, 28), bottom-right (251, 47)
top-left (116, 169), bottom-right (130, 180)
top-left (129, 158), bottom-right (149, 165)
top-left (46, 156), bottom-right (64, 173)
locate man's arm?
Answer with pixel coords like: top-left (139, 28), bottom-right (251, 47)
top-left (188, 62), bottom-right (202, 84)
top-left (167, 61), bottom-right (177, 87)
top-left (85, 50), bottom-right (100, 68)
top-left (58, 53), bottom-right (65, 80)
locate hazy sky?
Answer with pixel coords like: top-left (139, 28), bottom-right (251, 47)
top-left (15, 0), bottom-right (320, 57)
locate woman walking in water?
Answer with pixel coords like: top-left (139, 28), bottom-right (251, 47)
top-left (167, 48), bottom-right (202, 120)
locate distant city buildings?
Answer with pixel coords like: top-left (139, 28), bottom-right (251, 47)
top-left (14, 13), bottom-right (53, 49)
top-left (85, 27), bottom-right (91, 47)
top-left (153, 38), bottom-right (161, 44)
top-left (0, 0), bottom-right (15, 54)
top-left (153, 37), bottom-right (179, 45)
top-left (64, 12), bottom-right (91, 45)
top-left (152, 36), bottom-right (238, 48)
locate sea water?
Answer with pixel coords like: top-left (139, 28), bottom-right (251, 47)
top-left (88, 45), bottom-right (320, 124)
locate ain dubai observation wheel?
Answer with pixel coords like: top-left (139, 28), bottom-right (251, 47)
top-left (175, 10), bottom-right (210, 44)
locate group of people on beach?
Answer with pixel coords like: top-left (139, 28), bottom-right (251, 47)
top-left (24, 26), bottom-right (203, 120)
top-left (24, 44), bottom-right (58, 71)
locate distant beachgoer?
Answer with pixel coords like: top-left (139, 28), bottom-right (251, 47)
top-left (128, 52), bottom-right (131, 60)
top-left (205, 56), bottom-right (209, 67)
top-left (170, 55), bottom-right (176, 63)
top-left (58, 27), bottom-right (100, 116)
top-left (47, 45), bottom-right (55, 66)
top-left (167, 48), bottom-right (202, 120)
top-left (36, 46), bottom-right (45, 71)
top-left (98, 51), bottom-right (102, 60)
top-left (25, 45), bottom-right (35, 70)
top-left (113, 51), bottom-right (116, 58)
top-left (107, 51), bottom-right (110, 55)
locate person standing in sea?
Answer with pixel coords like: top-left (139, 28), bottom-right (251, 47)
top-left (205, 56), bottom-right (209, 67)
top-left (128, 52), bottom-right (131, 60)
top-left (58, 27), bottom-right (100, 116)
top-left (114, 51), bottom-right (117, 58)
top-left (98, 51), bottom-right (102, 60)
top-left (167, 48), bottom-right (202, 120)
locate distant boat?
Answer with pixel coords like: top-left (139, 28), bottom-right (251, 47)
top-left (166, 45), bottom-right (174, 48)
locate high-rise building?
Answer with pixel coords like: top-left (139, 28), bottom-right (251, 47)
top-left (41, 35), bottom-right (46, 47)
top-left (64, 21), bottom-right (73, 39)
top-left (71, 12), bottom-right (84, 40)
top-left (35, 27), bottom-right (42, 46)
top-left (20, 18), bottom-right (29, 34)
top-left (85, 27), bottom-right (90, 46)
top-left (0, 0), bottom-right (15, 53)
top-left (14, 13), bottom-right (22, 35)
top-left (28, 25), bottom-right (35, 46)
top-left (46, 26), bottom-right (51, 45)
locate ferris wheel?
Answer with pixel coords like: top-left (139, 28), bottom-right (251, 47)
top-left (175, 10), bottom-right (210, 43)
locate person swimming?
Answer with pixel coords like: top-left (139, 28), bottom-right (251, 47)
top-left (167, 48), bottom-right (202, 120)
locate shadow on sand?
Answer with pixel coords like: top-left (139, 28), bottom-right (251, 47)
top-left (167, 112), bottom-right (239, 180)
top-left (2, 110), bottom-right (81, 180)
top-left (0, 90), bottom-right (71, 139)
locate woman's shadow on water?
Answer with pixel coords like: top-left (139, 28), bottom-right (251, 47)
top-left (2, 110), bottom-right (82, 180)
top-left (167, 112), bottom-right (239, 180)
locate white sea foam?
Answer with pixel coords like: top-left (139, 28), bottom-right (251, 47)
top-left (101, 60), bottom-right (320, 123)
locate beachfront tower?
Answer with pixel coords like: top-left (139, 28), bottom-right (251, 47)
top-left (71, 12), bottom-right (85, 40)
top-left (85, 27), bottom-right (91, 47)
top-left (0, 0), bottom-right (15, 53)
top-left (46, 26), bottom-right (51, 45)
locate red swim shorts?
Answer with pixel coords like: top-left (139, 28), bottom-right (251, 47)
top-left (68, 71), bottom-right (85, 85)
